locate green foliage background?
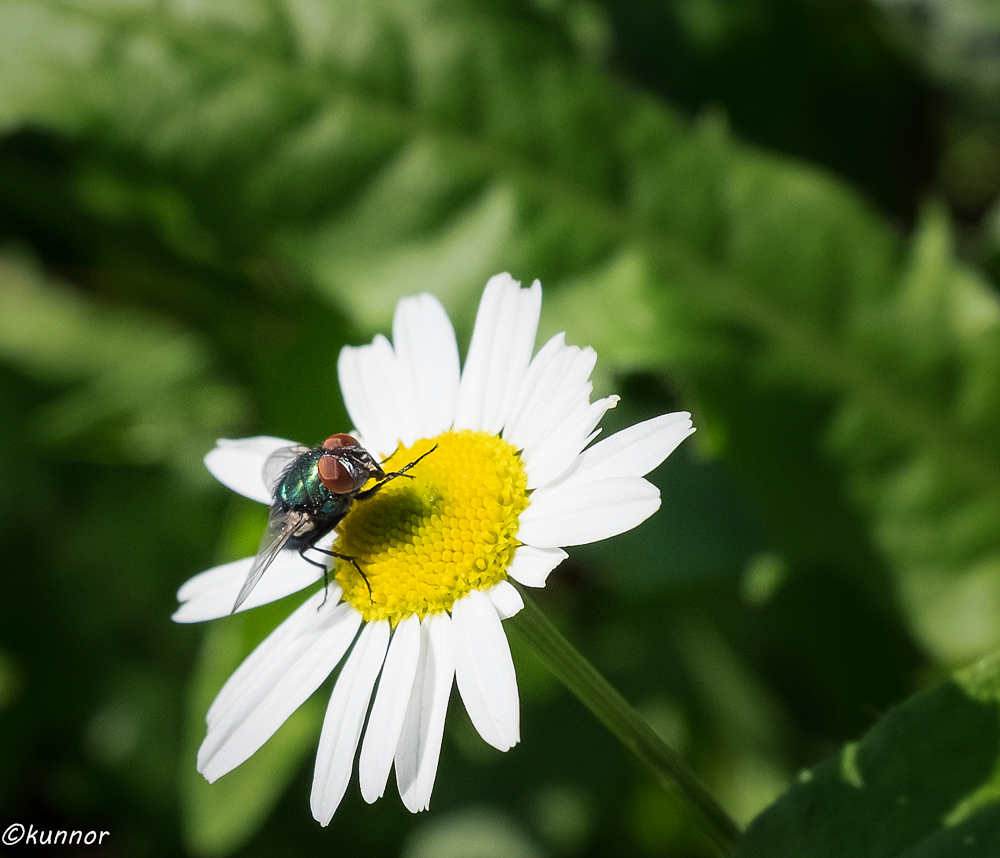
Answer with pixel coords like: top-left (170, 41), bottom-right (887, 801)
top-left (2, 0), bottom-right (1000, 855)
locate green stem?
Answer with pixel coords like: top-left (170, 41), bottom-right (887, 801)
top-left (508, 586), bottom-right (742, 855)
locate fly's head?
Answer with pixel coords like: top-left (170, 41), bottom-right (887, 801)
top-left (316, 434), bottom-right (386, 496)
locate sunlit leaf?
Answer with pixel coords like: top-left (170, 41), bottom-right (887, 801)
top-left (735, 651), bottom-right (1000, 857)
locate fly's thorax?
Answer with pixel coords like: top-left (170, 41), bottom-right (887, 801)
top-left (276, 441), bottom-right (386, 515)
top-left (277, 449), bottom-right (336, 509)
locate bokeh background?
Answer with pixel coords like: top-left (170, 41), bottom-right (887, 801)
top-left (2, 0), bottom-right (1000, 856)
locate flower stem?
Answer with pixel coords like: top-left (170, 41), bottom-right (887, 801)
top-left (508, 586), bottom-right (742, 855)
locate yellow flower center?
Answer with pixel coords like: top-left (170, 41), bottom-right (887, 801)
top-left (334, 430), bottom-right (529, 624)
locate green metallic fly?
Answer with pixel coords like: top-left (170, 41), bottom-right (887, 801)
top-left (231, 433), bottom-right (435, 613)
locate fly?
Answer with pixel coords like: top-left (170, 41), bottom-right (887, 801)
top-left (231, 433), bottom-right (435, 614)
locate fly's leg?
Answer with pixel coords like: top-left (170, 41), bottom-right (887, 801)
top-left (355, 444), bottom-right (438, 501)
top-left (299, 546), bottom-right (372, 606)
top-left (378, 446), bottom-right (399, 465)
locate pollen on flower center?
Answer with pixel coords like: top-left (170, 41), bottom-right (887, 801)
top-left (333, 430), bottom-right (529, 624)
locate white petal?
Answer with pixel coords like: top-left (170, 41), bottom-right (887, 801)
top-left (488, 581), bottom-right (524, 619)
top-left (204, 590), bottom-right (347, 730)
top-left (172, 553), bottom-right (326, 623)
top-left (518, 477), bottom-right (661, 547)
top-left (454, 274), bottom-right (542, 434)
top-left (205, 595), bottom-right (327, 729)
top-left (205, 436), bottom-right (296, 503)
top-left (359, 614), bottom-right (422, 803)
top-left (393, 293), bottom-right (460, 439)
top-left (452, 589), bottom-right (519, 751)
top-left (395, 612), bottom-right (455, 812)
top-left (521, 394), bottom-right (618, 489)
top-left (197, 594), bottom-right (361, 783)
top-left (503, 334), bottom-right (601, 476)
top-left (502, 334), bottom-right (584, 444)
top-left (311, 620), bottom-right (390, 826)
top-left (552, 412), bottom-right (694, 489)
top-left (506, 545), bottom-right (568, 588)
top-left (338, 337), bottom-right (407, 458)
top-left (501, 331), bottom-right (628, 488)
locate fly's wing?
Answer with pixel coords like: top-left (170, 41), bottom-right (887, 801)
top-left (230, 507), bottom-right (310, 614)
top-left (262, 444), bottom-right (310, 497)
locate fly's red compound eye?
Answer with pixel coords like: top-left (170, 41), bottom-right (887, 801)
top-left (318, 455), bottom-right (355, 493)
top-left (322, 433), bottom-right (358, 450)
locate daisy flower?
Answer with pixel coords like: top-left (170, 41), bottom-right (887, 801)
top-left (174, 273), bottom-right (694, 824)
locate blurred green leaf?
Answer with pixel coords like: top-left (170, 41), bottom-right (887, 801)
top-left (2, 0), bottom-right (1000, 852)
top-left (0, 249), bottom-right (247, 472)
top-left (827, 205), bottom-right (1000, 662)
top-left (400, 808), bottom-right (544, 858)
top-left (735, 650), bottom-right (1000, 857)
top-left (2, 0), bottom-right (995, 687)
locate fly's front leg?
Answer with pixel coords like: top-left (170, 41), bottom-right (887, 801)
top-left (355, 444), bottom-right (438, 501)
top-left (300, 545), bottom-right (372, 605)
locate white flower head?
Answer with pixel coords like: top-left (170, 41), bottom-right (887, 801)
top-left (174, 273), bottom-right (694, 823)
